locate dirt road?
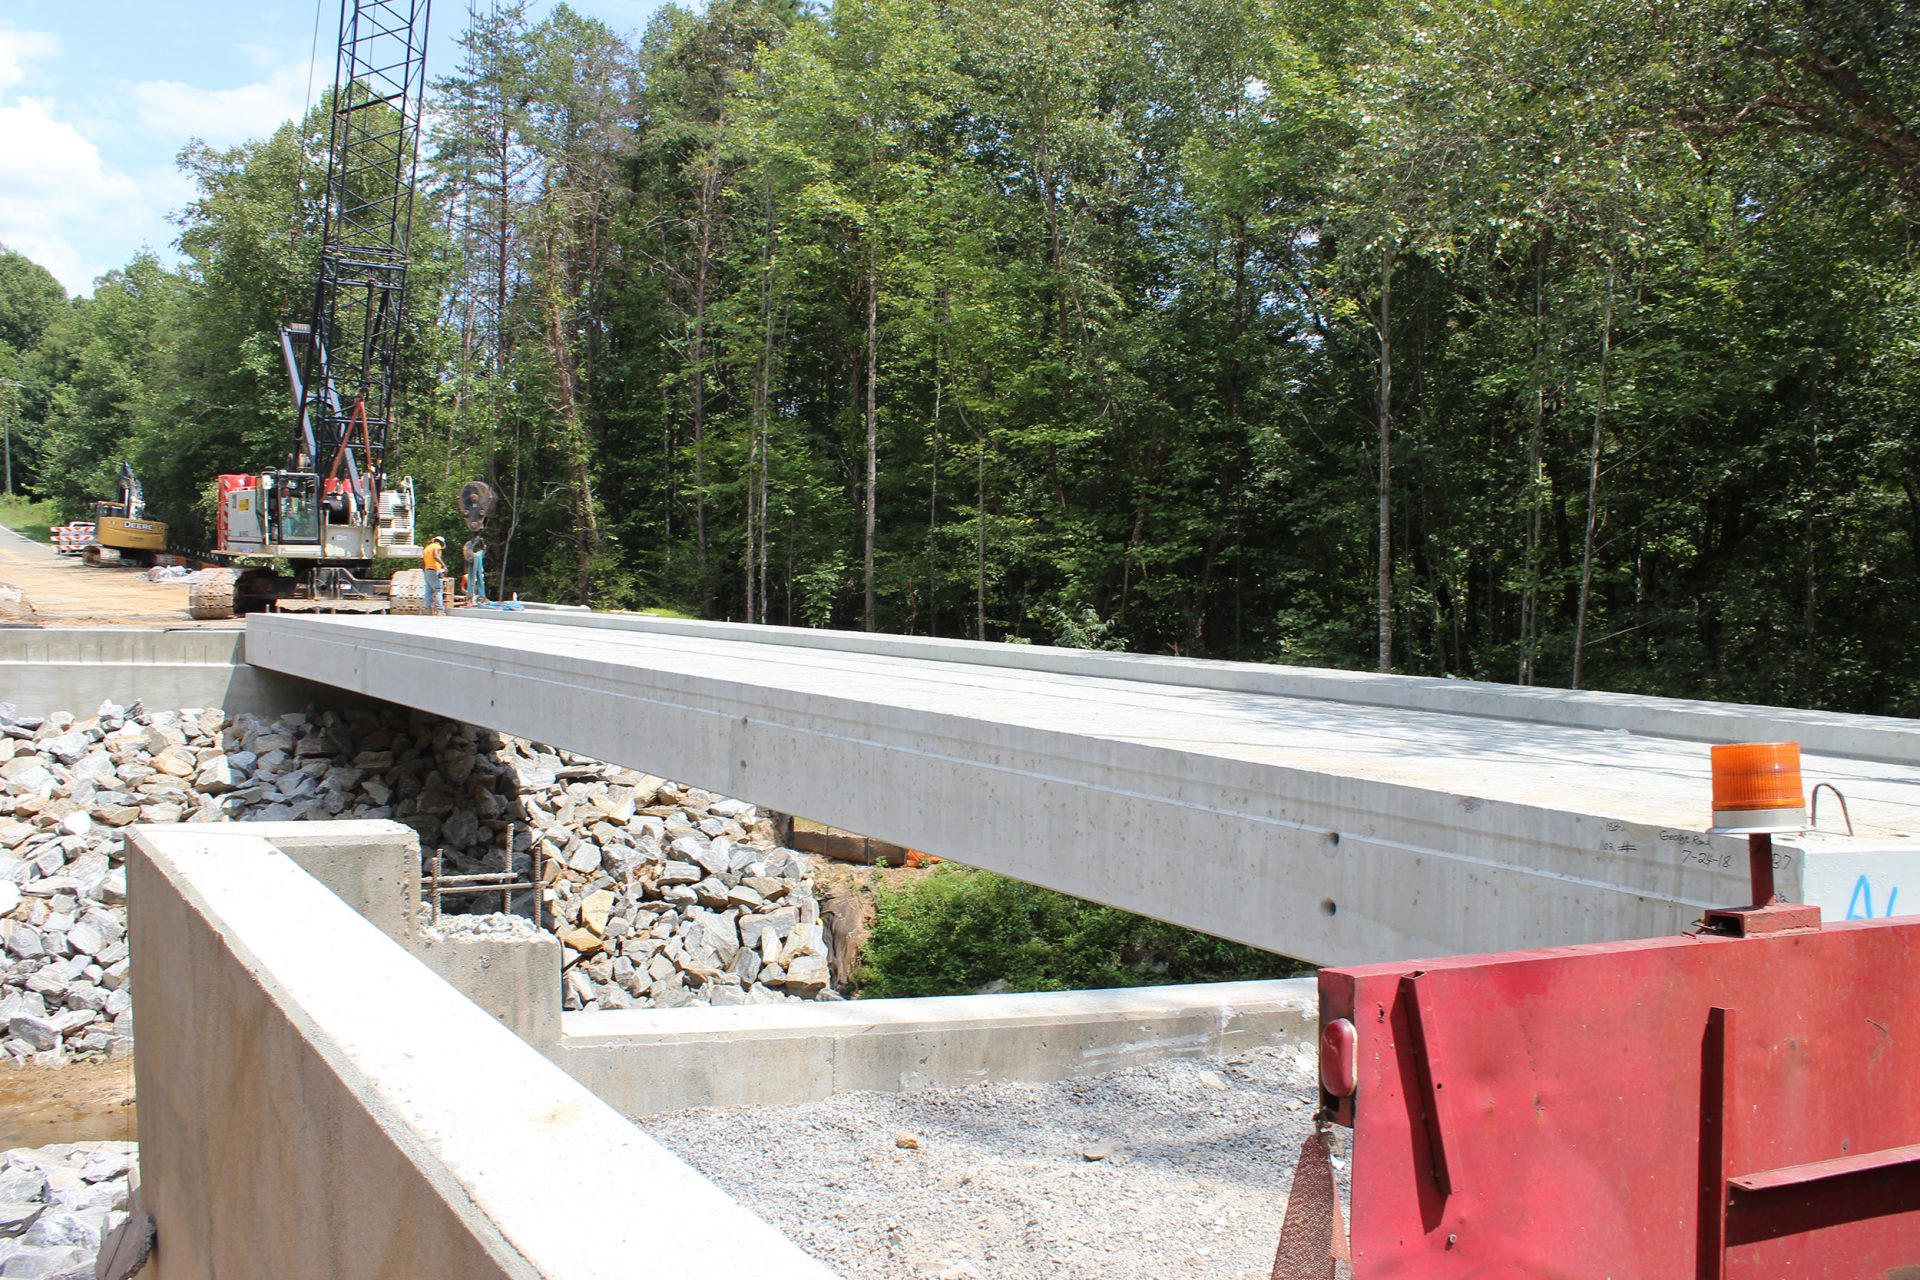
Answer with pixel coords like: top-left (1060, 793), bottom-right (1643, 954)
top-left (0, 525), bottom-right (214, 626)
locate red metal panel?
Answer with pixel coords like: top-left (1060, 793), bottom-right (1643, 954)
top-left (1726, 1145), bottom-right (1920, 1247)
top-left (1320, 918), bottom-right (1920, 1278)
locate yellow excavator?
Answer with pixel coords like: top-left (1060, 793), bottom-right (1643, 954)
top-left (83, 461), bottom-right (168, 567)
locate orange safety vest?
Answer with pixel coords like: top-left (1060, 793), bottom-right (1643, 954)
top-left (423, 543), bottom-right (445, 572)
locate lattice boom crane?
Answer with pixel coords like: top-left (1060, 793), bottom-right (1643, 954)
top-left (190, 0), bottom-right (433, 619)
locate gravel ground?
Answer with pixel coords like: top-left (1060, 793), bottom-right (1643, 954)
top-left (648, 1043), bottom-right (1345, 1280)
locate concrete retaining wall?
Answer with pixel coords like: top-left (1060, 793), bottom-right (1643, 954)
top-left (173, 819), bottom-right (422, 946)
top-left (127, 824), bottom-right (838, 1280)
top-left (414, 925), bottom-right (562, 1048)
top-left (560, 978), bottom-right (1316, 1116)
top-left (131, 819), bottom-right (1316, 1128)
top-left (0, 626), bottom-right (325, 719)
top-left (141, 821), bottom-right (555, 1047)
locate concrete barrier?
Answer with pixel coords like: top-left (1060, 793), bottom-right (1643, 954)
top-left (149, 821), bottom-right (562, 1044)
top-left (127, 824), bottom-right (838, 1280)
top-left (0, 626), bottom-right (325, 719)
top-left (173, 819), bottom-right (422, 945)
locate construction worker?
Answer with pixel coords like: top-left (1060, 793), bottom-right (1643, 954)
top-left (464, 534), bottom-right (488, 605)
top-left (422, 535), bottom-right (447, 614)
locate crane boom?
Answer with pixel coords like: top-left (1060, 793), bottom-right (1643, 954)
top-left (189, 0), bottom-right (431, 620)
top-left (296, 0), bottom-right (433, 490)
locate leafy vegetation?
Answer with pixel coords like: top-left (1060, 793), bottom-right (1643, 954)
top-left (855, 866), bottom-right (1302, 997)
top-left (0, 495), bottom-right (58, 545)
top-left (0, 0), bottom-right (1917, 712)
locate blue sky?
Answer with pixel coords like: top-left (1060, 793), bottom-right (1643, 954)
top-left (0, 0), bottom-right (668, 297)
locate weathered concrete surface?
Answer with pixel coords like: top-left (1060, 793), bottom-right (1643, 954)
top-left (0, 626), bottom-right (324, 719)
top-left (561, 978), bottom-right (1316, 1116)
top-left (414, 924), bottom-right (562, 1048)
top-left (179, 819), bottom-right (421, 946)
top-left (501, 608), bottom-right (1920, 766)
top-left (127, 824), bottom-right (837, 1280)
top-left (247, 613), bottom-right (1920, 964)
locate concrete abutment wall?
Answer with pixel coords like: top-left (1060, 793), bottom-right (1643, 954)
top-left (140, 821), bottom-right (1316, 1113)
top-left (561, 980), bottom-right (1315, 1116)
top-left (128, 824), bottom-right (840, 1280)
top-left (0, 627), bottom-right (331, 720)
top-left (127, 820), bottom-right (1318, 1277)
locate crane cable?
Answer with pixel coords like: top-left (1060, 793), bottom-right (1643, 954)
top-left (292, 0), bottom-right (329, 243)
top-left (301, 0), bottom-right (327, 138)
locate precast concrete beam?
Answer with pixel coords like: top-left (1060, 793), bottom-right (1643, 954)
top-left (245, 613), bottom-right (1920, 964)
top-left (500, 608), bottom-right (1920, 766)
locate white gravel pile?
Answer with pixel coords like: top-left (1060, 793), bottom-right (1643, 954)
top-left (649, 1043), bottom-right (1339, 1279)
top-left (0, 1141), bottom-right (135, 1279)
top-left (0, 698), bottom-right (830, 1065)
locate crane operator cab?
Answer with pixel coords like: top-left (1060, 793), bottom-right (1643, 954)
top-left (195, 467), bottom-right (423, 618)
top-left (271, 472), bottom-right (321, 546)
top-left (214, 469), bottom-right (418, 562)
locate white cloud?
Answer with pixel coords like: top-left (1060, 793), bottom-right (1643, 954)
top-left (0, 28), bottom-right (312, 296)
top-left (128, 61), bottom-right (312, 150)
top-left (0, 27), bottom-right (180, 294)
top-left (0, 29), bottom-right (59, 92)
top-left (239, 43), bottom-right (285, 71)
top-left (0, 95), bottom-right (189, 296)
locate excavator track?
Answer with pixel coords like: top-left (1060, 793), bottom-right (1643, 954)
top-left (189, 564), bottom-right (424, 620)
top-left (388, 568), bottom-right (429, 615)
top-left (186, 568), bottom-right (240, 620)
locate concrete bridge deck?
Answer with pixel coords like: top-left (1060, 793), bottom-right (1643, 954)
top-left (245, 611), bottom-right (1920, 965)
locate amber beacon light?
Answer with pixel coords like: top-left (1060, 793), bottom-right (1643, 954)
top-left (1708, 741), bottom-right (1806, 835)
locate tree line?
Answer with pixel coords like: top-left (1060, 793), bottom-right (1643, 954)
top-left (1, 0), bottom-right (1917, 714)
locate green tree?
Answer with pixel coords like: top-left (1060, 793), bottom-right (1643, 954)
top-left (30, 255), bottom-right (185, 516)
top-left (430, 0), bottom-right (537, 592)
top-left (0, 248), bottom-right (66, 355)
top-left (857, 866), bottom-right (1299, 997)
top-left (519, 6), bottom-right (638, 604)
